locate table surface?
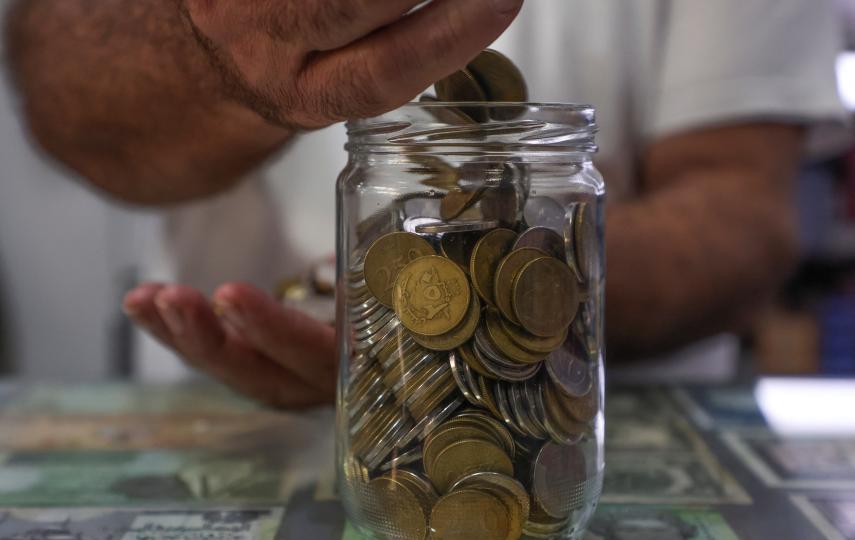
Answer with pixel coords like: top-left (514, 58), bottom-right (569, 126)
top-left (0, 380), bottom-right (852, 540)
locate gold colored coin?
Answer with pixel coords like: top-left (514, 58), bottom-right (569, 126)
top-left (394, 256), bottom-right (470, 337)
top-left (420, 94), bottom-right (477, 126)
top-left (470, 229), bottom-right (518, 307)
top-left (440, 232), bottom-right (484, 275)
top-left (407, 153), bottom-right (461, 191)
top-left (574, 202), bottom-right (598, 283)
top-left (441, 187), bottom-right (486, 221)
top-left (494, 247), bottom-right (550, 325)
top-left (365, 476), bottom-right (429, 540)
top-left (457, 342), bottom-right (495, 379)
top-left (451, 472), bottom-right (530, 539)
top-left (424, 425), bottom-right (503, 480)
top-left (430, 488), bottom-right (511, 540)
top-left (553, 369), bottom-right (599, 423)
top-left (512, 257), bottom-right (580, 338)
top-left (365, 232), bottom-right (435, 308)
top-left (429, 438), bottom-right (513, 494)
top-left (485, 310), bottom-right (548, 365)
top-left (411, 292), bottom-right (480, 352)
top-left (434, 69), bottom-right (489, 123)
top-left (500, 315), bottom-right (568, 355)
top-left (543, 379), bottom-right (589, 436)
top-left (466, 49), bottom-right (528, 120)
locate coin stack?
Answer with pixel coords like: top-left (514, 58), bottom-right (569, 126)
top-left (342, 50), bottom-right (601, 540)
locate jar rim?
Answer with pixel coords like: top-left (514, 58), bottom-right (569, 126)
top-left (346, 102), bottom-right (598, 156)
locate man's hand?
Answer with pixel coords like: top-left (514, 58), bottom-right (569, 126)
top-left (123, 282), bottom-right (336, 408)
top-left (185, 0), bottom-right (525, 129)
top-left (6, 0), bottom-right (523, 204)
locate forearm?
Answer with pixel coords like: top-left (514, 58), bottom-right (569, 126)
top-left (4, 0), bottom-right (291, 205)
top-left (605, 161), bottom-right (799, 359)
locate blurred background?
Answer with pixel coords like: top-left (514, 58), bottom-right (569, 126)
top-left (0, 1), bottom-right (854, 383)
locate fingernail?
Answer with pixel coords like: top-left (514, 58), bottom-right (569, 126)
top-left (215, 301), bottom-right (245, 332)
top-left (490, 0), bottom-right (522, 14)
top-left (122, 301), bottom-right (140, 318)
top-left (155, 299), bottom-right (185, 336)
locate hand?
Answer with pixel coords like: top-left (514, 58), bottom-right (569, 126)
top-left (182, 0), bottom-right (524, 128)
top-left (123, 282), bottom-right (336, 409)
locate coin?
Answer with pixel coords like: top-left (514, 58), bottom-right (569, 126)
top-left (441, 187), bottom-right (486, 221)
top-left (379, 447), bottom-right (423, 472)
top-left (480, 179), bottom-right (523, 227)
top-left (532, 442), bottom-right (587, 519)
top-left (365, 232), bottom-right (435, 307)
top-left (365, 475), bottom-right (429, 540)
top-left (456, 342), bottom-right (494, 379)
top-left (419, 94), bottom-right (477, 127)
top-left (542, 378), bottom-right (589, 439)
top-left (429, 438), bottom-right (513, 494)
top-left (394, 256), bottom-right (470, 337)
top-left (553, 368), bottom-right (599, 423)
top-left (574, 202), bottom-right (598, 283)
top-left (430, 488), bottom-right (511, 540)
top-left (514, 227), bottom-right (566, 261)
top-left (415, 220), bottom-right (499, 234)
top-left (440, 231), bottom-right (484, 275)
top-left (484, 310), bottom-right (548, 365)
top-left (494, 247), bottom-right (550, 325)
top-left (396, 397), bottom-right (463, 450)
top-left (512, 257), bottom-right (579, 337)
top-left (545, 343), bottom-right (593, 398)
top-left (434, 69), bottom-right (490, 123)
top-left (424, 425), bottom-right (503, 480)
top-left (410, 292), bottom-right (480, 351)
top-left (451, 472), bottom-right (530, 535)
top-left (523, 196), bottom-right (565, 232)
top-left (466, 49), bottom-right (528, 122)
top-left (470, 228), bottom-right (518, 307)
top-left (499, 314), bottom-right (567, 355)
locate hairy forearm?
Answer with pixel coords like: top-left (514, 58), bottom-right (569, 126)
top-left (605, 164), bottom-right (799, 359)
top-left (4, 0), bottom-right (291, 205)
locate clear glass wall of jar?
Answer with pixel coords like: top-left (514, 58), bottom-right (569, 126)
top-left (336, 103), bottom-right (604, 540)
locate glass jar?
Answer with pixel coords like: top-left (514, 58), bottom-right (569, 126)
top-left (336, 103), bottom-right (604, 540)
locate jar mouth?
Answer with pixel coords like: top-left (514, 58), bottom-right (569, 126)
top-left (346, 102), bottom-right (598, 156)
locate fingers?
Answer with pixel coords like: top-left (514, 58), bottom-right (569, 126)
top-left (125, 284), bottom-right (331, 409)
top-left (301, 0), bottom-right (523, 122)
top-left (213, 283), bottom-right (338, 396)
top-left (297, 0), bottom-right (426, 51)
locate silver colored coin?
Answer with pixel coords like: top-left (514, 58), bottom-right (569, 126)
top-left (365, 414), bottom-right (413, 469)
top-left (492, 380), bottom-right (527, 437)
top-left (367, 318), bottom-right (405, 357)
top-left (415, 220), bottom-right (500, 234)
top-left (403, 362), bottom-right (451, 408)
top-left (396, 397), bottom-right (463, 449)
top-left (521, 379), bottom-right (550, 438)
top-left (353, 310), bottom-right (396, 341)
top-left (350, 388), bottom-right (393, 432)
top-left (379, 334), bottom-right (420, 369)
top-left (379, 447), bottom-right (424, 472)
top-left (523, 196), bottom-right (565, 232)
top-left (355, 316), bottom-right (401, 353)
top-left (449, 352), bottom-right (479, 407)
top-left (514, 227), bottom-right (565, 261)
top-left (349, 296), bottom-right (382, 318)
top-left (352, 305), bottom-right (392, 332)
top-left (390, 351), bottom-right (437, 393)
top-left (545, 344), bottom-right (593, 398)
top-left (532, 442), bottom-right (588, 519)
top-left (508, 383), bottom-right (543, 439)
top-left (403, 217), bottom-right (443, 234)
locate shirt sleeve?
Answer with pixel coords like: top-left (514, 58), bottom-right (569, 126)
top-left (646, 0), bottom-right (847, 139)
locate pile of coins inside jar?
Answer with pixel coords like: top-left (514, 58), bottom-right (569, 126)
top-left (342, 50), bottom-right (601, 540)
